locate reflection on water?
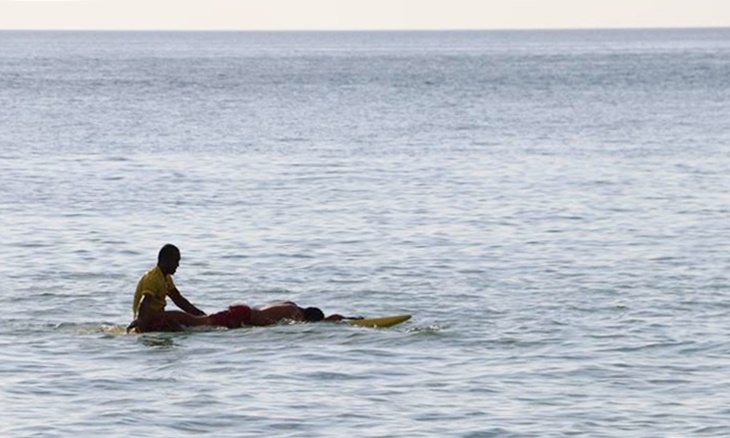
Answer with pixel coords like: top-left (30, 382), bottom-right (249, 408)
top-left (138, 333), bottom-right (179, 349)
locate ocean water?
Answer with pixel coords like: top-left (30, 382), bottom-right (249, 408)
top-left (0, 29), bottom-right (729, 437)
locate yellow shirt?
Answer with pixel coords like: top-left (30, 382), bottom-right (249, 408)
top-left (132, 265), bottom-right (176, 317)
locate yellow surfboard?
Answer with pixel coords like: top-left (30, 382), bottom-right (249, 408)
top-left (348, 314), bottom-right (411, 328)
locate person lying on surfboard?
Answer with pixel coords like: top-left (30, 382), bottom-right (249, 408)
top-left (127, 245), bottom-right (357, 332)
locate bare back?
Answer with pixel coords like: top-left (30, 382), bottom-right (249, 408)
top-left (250, 302), bottom-right (304, 326)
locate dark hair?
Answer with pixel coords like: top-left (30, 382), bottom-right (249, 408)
top-left (302, 307), bottom-right (324, 322)
top-left (158, 244), bottom-right (180, 263)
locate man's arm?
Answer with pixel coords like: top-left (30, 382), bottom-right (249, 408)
top-left (168, 288), bottom-right (206, 316)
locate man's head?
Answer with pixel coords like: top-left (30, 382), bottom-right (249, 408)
top-left (158, 244), bottom-right (181, 275)
top-left (302, 307), bottom-right (325, 322)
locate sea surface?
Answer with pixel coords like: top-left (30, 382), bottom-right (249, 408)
top-left (0, 29), bottom-right (729, 437)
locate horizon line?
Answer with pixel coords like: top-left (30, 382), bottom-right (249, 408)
top-left (1, 25), bottom-right (729, 32)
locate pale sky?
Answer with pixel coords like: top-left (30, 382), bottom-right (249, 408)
top-left (0, 0), bottom-right (728, 30)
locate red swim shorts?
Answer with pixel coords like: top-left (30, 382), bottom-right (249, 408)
top-left (210, 304), bottom-right (252, 328)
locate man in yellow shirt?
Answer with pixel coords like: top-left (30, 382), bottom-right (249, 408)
top-left (131, 244), bottom-right (206, 331)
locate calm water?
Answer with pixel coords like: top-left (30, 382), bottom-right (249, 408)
top-left (0, 29), bottom-right (729, 437)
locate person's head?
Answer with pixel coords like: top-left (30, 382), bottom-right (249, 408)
top-left (302, 307), bottom-right (324, 322)
top-left (158, 244), bottom-right (181, 275)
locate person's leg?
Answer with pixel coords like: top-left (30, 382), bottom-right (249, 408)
top-left (135, 311), bottom-right (208, 332)
top-left (163, 310), bottom-right (211, 327)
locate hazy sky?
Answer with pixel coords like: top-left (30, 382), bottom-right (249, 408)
top-left (0, 0), bottom-right (728, 30)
